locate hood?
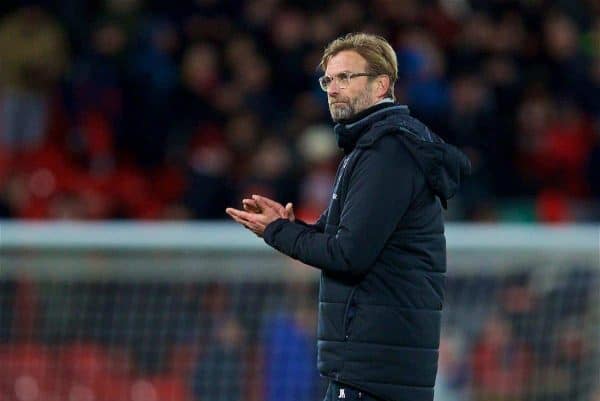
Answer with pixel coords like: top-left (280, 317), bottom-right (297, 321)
top-left (354, 107), bottom-right (472, 209)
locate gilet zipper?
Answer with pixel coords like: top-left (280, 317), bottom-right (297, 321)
top-left (342, 287), bottom-right (358, 341)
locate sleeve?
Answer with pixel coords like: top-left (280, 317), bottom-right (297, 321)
top-left (263, 139), bottom-right (417, 276)
top-left (294, 209), bottom-right (328, 233)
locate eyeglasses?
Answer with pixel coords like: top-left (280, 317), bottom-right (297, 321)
top-left (318, 71), bottom-right (376, 91)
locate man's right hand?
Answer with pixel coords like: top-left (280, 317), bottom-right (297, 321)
top-left (242, 195), bottom-right (295, 222)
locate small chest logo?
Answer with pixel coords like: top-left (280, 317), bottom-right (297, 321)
top-left (338, 388), bottom-right (346, 399)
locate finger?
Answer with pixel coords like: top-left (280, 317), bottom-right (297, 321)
top-left (227, 211), bottom-right (249, 225)
top-left (242, 199), bottom-right (261, 213)
top-left (252, 195), bottom-right (284, 211)
top-left (243, 198), bottom-right (259, 207)
top-left (285, 202), bottom-right (295, 221)
top-left (226, 207), bottom-right (245, 217)
top-left (227, 207), bottom-right (264, 222)
top-left (239, 215), bottom-right (264, 233)
top-left (226, 208), bottom-right (252, 223)
top-left (230, 213), bottom-right (260, 232)
top-left (252, 196), bottom-right (277, 213)
top-left (226, 208), bottom-right (265, 237)
top-left (254, 197), bottom-right (286, 219)
top-left (225, 207), bottom-right (241, 217)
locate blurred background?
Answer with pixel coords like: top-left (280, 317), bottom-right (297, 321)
top-left (0, 1), bottom-right (599, 401)
top-left (0, 0), bottom-right (598, 222)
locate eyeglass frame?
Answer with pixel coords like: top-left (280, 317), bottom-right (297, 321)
top-left (318, 71), bottom-right (379, 91)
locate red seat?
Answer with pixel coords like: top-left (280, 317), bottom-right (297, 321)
top-left (167, 344), bottom-right (200, 376)
top-left (94, 374), bottom-right (132, 401)
top-left (56, 343), bottom-right (111, 384)
top-left (129, 375), bottom-right (188, 401)
top-left (152, 375), bottom-right (188, 401)
top-left (0, 343), bottom-right (54, 401)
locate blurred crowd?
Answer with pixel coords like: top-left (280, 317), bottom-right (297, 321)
top-left (0, 0), bottom-right (599, 222)
top-left (1, 267), bottom-right (598, 401)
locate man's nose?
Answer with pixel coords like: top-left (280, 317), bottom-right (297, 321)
top-left (327, 81), bottom-right (340, 96)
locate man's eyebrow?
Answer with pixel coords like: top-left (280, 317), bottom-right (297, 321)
top-left (324, 71), bottom-right (351, 77)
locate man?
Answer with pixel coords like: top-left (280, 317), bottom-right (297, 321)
top-left (226, 33), bottom-right (471, 401)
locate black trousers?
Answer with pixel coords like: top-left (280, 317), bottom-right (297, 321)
top-left (323, 381), bottom-right (383, 401)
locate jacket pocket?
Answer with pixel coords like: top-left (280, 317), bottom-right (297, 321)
top-left (342, 287), bottom-right (358, 340)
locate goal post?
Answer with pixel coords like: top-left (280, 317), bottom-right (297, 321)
top-left (0, 222), bottom-right (598, 401)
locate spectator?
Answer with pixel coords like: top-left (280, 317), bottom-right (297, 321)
top-left (434, 332), bottom-right (470, 401)
top-left (0, 5), bottom-right (68, 150)
top-left (295, 124), bottom-right (339, 222)
top-left (471, 315), bottom-right (533, 401)
top-left (124, 18), bottom-right (179, 167)
top-left (191, 316), bottom-right (246, 401)
top-left (586, 126), bottom-right (600, 199)
top-left (261, 283), bottom-right (319, 401)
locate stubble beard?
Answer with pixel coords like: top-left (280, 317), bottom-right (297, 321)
top-left (329, 88), bottom-right (374, 122)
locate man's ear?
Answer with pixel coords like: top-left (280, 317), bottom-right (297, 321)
top-left (376, 75), bottom-right (390, 98)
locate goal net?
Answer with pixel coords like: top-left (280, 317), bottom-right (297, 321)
top-left (0, 222), bottom-right (598, 401)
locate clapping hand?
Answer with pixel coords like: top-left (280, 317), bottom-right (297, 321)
top-left (226, 195), bottom-right (295, 237)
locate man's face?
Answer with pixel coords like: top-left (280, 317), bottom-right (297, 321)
top-left (325, 50), bottom-right (377, 122)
